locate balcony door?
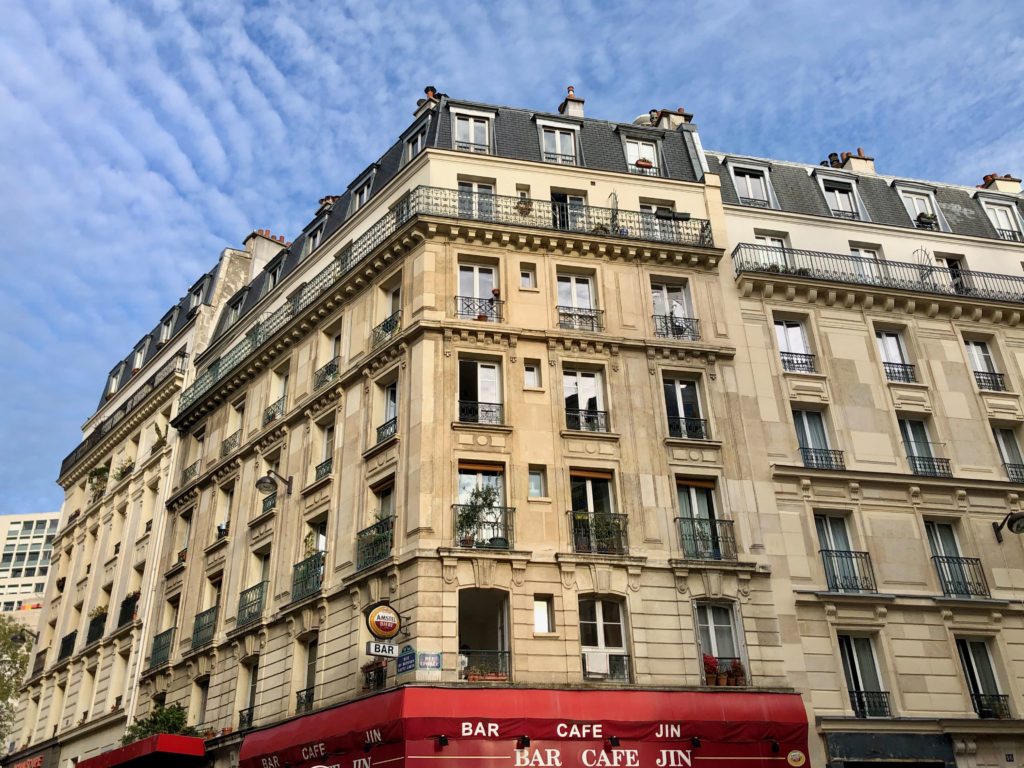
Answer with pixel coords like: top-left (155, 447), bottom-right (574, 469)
top-left (876, 331), bottom-right (909, 364)
top-left (459, 264), bottom-right (497, 301)
top-left (838, 635), bottom-right (887, 717)
top-left (551, 192), bottom-right (586, 231)
top-left (459, 360), bottom-right (502, 423)
top-left (563, 370), bottom-right (604, 431)
top-left (677, 482), bottom-right (725, 559)
top-left (558, 274), bottom-right (595, 311)
top-left (964, 339), bottom-right (997, 374)
top-left (579, 597), bottom-right (628, 680)
top-left (570, 472), bottom-right (620, 554)
top-left (849, 246), bottom-right (880, 280)
top-left (814, 514), bottom-right (862, 591)
top-left (955, 639), bottom-right (1005, 718)
top-left (899, 418), bottom-right (933, 460)
top-left (793, 410), bottom-right (829, 451)
top-left (994, 428), bottom-right (1024, 478)
top-left (925, 520), bottom-right (969, 596)
top-left (458, 181), bottom-right (494, 220)
top-left (663, 378), bottom-right (704, 439)
top-left (695, 604), bottom-right (739, 665)
top-left (775, 320), bottom-right (809, 355)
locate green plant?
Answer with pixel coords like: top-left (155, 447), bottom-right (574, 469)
top-left (121, 703), bottom-right (198, 745)
top-left (112, 460), bottom-right (135, 481)
top-left (0, 615), bottom-right (30, 744)
top-left (303, 531), bottom-right (318, 557)
top-left (457, 485), bottom-right (500, 540)
top-left (88, 605), bottom-right (108, 619)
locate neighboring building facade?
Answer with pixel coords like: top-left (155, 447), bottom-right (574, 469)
top-left (0, 512), bottom-right (59, 627)
top-left (7, 87), bottom-right (1024, 768)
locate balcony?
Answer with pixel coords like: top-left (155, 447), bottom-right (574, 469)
top-left (181, 461), bottom-right (200, 486)
top-left (454, 505), bottom-right (514, 549)
top-left (820, 550), bottom-right (877, 593)
top-left (667, 417), bottom-right (709, 440)
top-left (800, 448), bottom-right (846, 471)
top-left (313, 357), bottom-right (340, 390)
top-left (850, 690), bottom-right (891, 718)
top-left (31, 651), bottom-right (46, 677)
top-left (263, 396), bottom-right (285, 426)
top-left (906, 447), bottom-right (952, 478)
top-left (239, 707), bottom-right (255, 731)
top-left (544, 151), bottom-right (577, 166)
top-left (1004, 463), bottom-right (1024, 483)
top-left (191, 606), bottom-right (218, 649)
top-left (628, 164), bottom-right (659, 177)
top-left (57, 631), bottom-right (77, 661)
top-left (570, 511), bottom-right (628, 555)
top-left (85, 614), bottom-right (107, 645)
top-left (461, 650), bottom-right (511, 682)
top-left (221, 430), bottom-right (241, 457)
top-left (830, 208), bottom-right (860, 221)
top-left (557, 306), bottom-right (604, 332)
top-left (295, 687), bottom-right (314, 714)
top-left (653, 314), bottom-right (700, 341)
top-left (971, 692), bottom-right (1011, 719)
top-left (676, 518), bottom-right (736, 561)
top-left (883, 361), bottom-right (917, 383)
top-left (117, 593), bottom-right (139, 627)
top-left (733, 243), bottom-right (1024, 305)
top-left (458, 401), bottom-right (504, 425)
top-left (372, 311), bottom-right (401, 348)
top-left (974, 370), bottom-right (1007, 392)
top-left (455, 140), bottom-right (489, 154)
top-left (291, 551), bottom-right (325, 602)
top-left (376, 417), bottom-right (398, 444)
top-left (314, 457), bottom-right (333, 481)
top-left (739, 197), bottom-right (770, 208)
top-left (356, 516), bottom-right (394, 570)
top-left (566, 409), bottom-right (610, 433)
top-left (932, 556), bottom-right (989, 598)
top-left (261, 491), bottom-right (277, 515)
top-left (582, 651), bottom-right (631, 682)
top-left (149, 628), bottom-right (174, 668)
top-left (236, 581), bottom-right (267, 628)
top-left (780, 352), bottom-right (817, 373)
top-left (456, 296), bottom-right (504, 323)
top-left (996, 228), bottom-right (1023, 243)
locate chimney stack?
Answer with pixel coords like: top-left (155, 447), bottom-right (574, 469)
top-left (558, 85), bottom-right (585, 118)
top-left (414, 84), bottom-right (440, 117)
top-left (840, 146), bottom-right (876, 174)
top-left (979, 172), bottom-right (1021, 195)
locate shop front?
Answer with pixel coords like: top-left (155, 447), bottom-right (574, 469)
top-left (240, 688), bottom-right (810, 768)
top-left (2, 740), bottom-right (60, 768)
top-left (75, 734), bottom-right (207, 768)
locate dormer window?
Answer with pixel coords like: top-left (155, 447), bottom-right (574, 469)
top-left (189, 284), bottom-right (204, 310)
top-left (625, 139), bottom-right (659, 176)
top-left (454, 114), bottom-right (490, 154)
top-left (406, 127), bottom-right (427, 161)
top-left (303, 221), bottom-right (325, 258)
top-left (132, 340), bottom-right (149, 372)
top-left (895, 185), bottom-right (948, 232)
top-left (264, 261), bottom-right (284, 294)
top-left (159, 309), bottom-right (177, 344)
top-left (226, 299), bottom-right (243, 326)
top-left (982, 201), bottom-right (1023, 242)
top-left (816, 175), bottom-right (869, 222)
top-left (353, 181), bottom-right (372, 212)
top-left (542, 127), bottom-right (576, 166)
top-left (725, 160), bottom-right (777, 209)
top-left (107, 365), bottom-right (123, 396)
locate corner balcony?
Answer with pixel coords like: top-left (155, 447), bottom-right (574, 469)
top-left (676, 517), bottom-right (736, 561)
top-left (570, 511), bottom-right (628, 555)
top-left (932, 556), bottom-right (989, 598)
top-left (453, 505), bottom-right (514, 549)
top-left (800, 448), bottom-right (846, 471)
top-left (653, 314), bottom-right (700, 341)
top-left (372, 311), bottom-right (402, 348)
top-left (820, 549), bottom-right (877, 592)
top-left (291, 551), bottom-right (325, 602)
top-left (356, 516), bottom-right (394, 570)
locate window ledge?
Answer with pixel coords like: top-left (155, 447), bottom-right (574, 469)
top-left (302, 473), bottom-right (333, 497)
top-left (560, 429), bottom-right (620, 442)
top-left (204, 536), bottom-right (230, 556)
top-left (519, 287), bottom-right (541, 293)
top-left (932, 595), bottom-right (1009, 607)
top-left (164, 561), bottom-right (186, 579)
top-left (248, 509), bottom-right (276, 529)
top-left (527, 496), bottom-right (551, 504)
top-left (363, 434), bottom-right (399, 461)
top-left (664, 437), bottom-right (723, 450)
top-left (451, 421), bottom-right (514, 434)
top-left (886, 380), bottom-right (929, 390)
top-left (523, 386), bottom-right (545, 393)
top-left (781, 370), bottom-right (828, 380)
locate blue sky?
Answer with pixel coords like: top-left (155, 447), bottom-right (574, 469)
top-left (1, 1), bottom-right (1022, 515)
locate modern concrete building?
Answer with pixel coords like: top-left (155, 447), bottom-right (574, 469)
top-left (7, 87), bottom-right (1024, 768)
top-left (0, 512), bottom-right (59, 626)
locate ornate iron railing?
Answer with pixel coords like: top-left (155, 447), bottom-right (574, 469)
top-left (820, 549), bottom-right (877, 592)
top-left (117, 593), bottom-right (139, 627)
top-left (800, 448), bottom-right (846, 471)
top-left (149, 628), bottom-right (174, 668)
top-left (455, 140), bottom-right (489, 154)
top-left (460, 650), bottom-right (511, 680)
top-left (544, 151), bottom-right (577, 165)
top-left (191, 606), bottom-right (218, 648)
top-left (831, 208), bottom-right (860, 220)
top-left (915, 217), bottom-right (939, 231)
top-left (1004, 463), bottom-right (1024, 483)
top-left (261, 491), bottom-right (277, 515)
top-left (582, 651), bottom-right (631, 681)
top-left (974, 370), bottom-right (1007, 391)
top-left (221, 430), bottom-right (241, 457)
top-left (85, 614), bottom-right (106, 645)
top-left (31, 651), bottom-right (46, 677)
top-left (932, 556), bottom-right (989, 597)
top-left (733, 243), bottom-right (1024, 304)
top-left (372, 311), bottom-right (401, 348)
top-left (566, 409), bottom-right (610, 433)
top-left (971, 692), bottom-right (1010, 719)
top-left (296, 687), bottom-right (314, 714)
top-left (237, 581), bottom-right (267, 628)
top-left (653, 314), bottom-right (700, 341)
top-left (628, 164), bottom-right (659, 176)
top-left (676, 518), bottom-right (736, 560)
top-left (458, 401), bottom-right (504, 425)
top-left (356, 516), bottom-right (394, 570)
top-left (453, 505), bottom-right (514, 549)
top-left (557, 306), bottom-right (604, 332)
top-left (376, 417), bottom-right (398, 444)
top-left (456, 296), bottom-right (504, 322)
top-left (314, 457), bottom-right (333, 481)
top-left (313, 357), bottom-right (340, 390)
top-left (883, 361), bottom-right (916, 383)
top-left (667, 417), bottom-right (709, 440)
top-left (263, 396), bottom-right (285, 426)
top-left (739, 197), bottom-right (770, 208)
top-left (996, 228), bottom-right (1023, 243)
top-left (363, 664), bottom-right (387, 691)
top-left (570, 511), bottom-right (628, 555)
top-left (850, 690), bottom-right (891, 718)
top-left (291, 551), bottom-right (325, 601)
top-left (239, 707), bottom-right (255, 730)
top-left (57, 631), bottom-right (77, 661)
top-left (181, 461), bottom-right (200, 485)
top-left (780, 352), bottom-right (817, 373)
top-left (907, 452), bottom-right (952, 478)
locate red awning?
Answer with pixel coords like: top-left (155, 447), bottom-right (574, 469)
top-left (240, 688), bottom-right (810, 768)
top-left (77, 735), bottom-right (205, 768)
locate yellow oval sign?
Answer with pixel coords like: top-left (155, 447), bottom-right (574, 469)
top-left (367, 604), bottom-right (401, 639)
top-left (787, 751), bottom-right (806, 768)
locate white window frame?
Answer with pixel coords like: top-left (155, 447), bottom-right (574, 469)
top-left (837, 634), bottom-right (885, 697)
top-left (527, 466), bottom-right (546, 498)
top-left (815, 171), bottom-right (870, 222)
top-left (451, 107), bottom-right (494, 154)
top-left (264, 260), bottom-right (284, 295)
top-left (556, 273), bottom-right (596, 311)
top-left (774, 319), bottom-right (810, 355)
top-left (520, 265), bottom-right (537, 290)
top-left (132, 341), bottom-right (148, 371)
top-left (623, 137), bottom-right (660, 175)
top-left (754, 232), bottom-right (787, 249)
top-left (159, 309), bottom-right (177, 343)
top-left (578, 597), bottom-right (626, 652)
top-left (536, 119), bottom-right (581, 166)
top-left (694, 602), bottom-right (740, 659)
top-left (964, 338), bottom-right (998, 374)
top-left (793, 409), bottom-right (832, 451)
top-left (993, 427), bottom-right (1024, 467)
top-left (876, 329), bottom-right (909, 365)
top-left (406, 125), bottom-right (428, 162)
top-left (894, 183), bottom-right (950, 232)
top-left (956, 638), bottom-right (1002, 698)
top-left (106, 365), bottom-right (123, 396)
top-left (303, 220), bottom-right (326, 258)
top-left (457, 180), bottom-right (495, 220)
top-left (189, 284), bottom-right (205, 310)
top-left (724, 158), bottom-right (779, 209)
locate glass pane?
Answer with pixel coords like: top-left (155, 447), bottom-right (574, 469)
top-left (459, 266), bottom-right (474, 296)
top-left (563, 372), bottom-right (579, 410)
top-left (838, 636), bottom-right (860, 692)
top-left (969, 641), bottom-right (998, 694)
top-left (625, 142), bottom-right (638, 165)
top-left (853, 637), bottom-right (880, 690)
top-left (574, 279), bottom-right (593, 309)
top-left (544, 131), bottom-right (557, 154)
top-left (591, 479), bottom-right (613, 515)
top-left (998, 429), bottom-right (1023, 464)
top-left (457, 118), bottom-right (469, 143)
top-left (534, 599), bottom-right (550, 633)
top-left (557, 276), bottom-right (572, 305)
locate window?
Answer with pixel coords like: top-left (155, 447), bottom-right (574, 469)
top-left (775, 319), bottom-right (814, 372)
top-left (993, 428), bottom-right (1024, 481)
top-left (542, 127), bottom-right (576, 165)
top-left (821, 180), bottom-right (862, 220)
top-left (242, 661), bottom-right (259, 724)
top-left (264, 261), bottom-right (284, 294)
top-left (550, 192), bottom-right (587, 232)
top-left (624, 139), bottom-right (658, 175)
top-left (374, 482), bottom-right (394, 520)
top-left (651, 282), bottom-right (697, 340)
top-left (733, 169), bottom-right (770, 207)
top-left (524, 361), bottom-right (541, 389)
top-left (695, 603), bottom-right (740, 678)
top-left (677, 481), bottom-right (732, 560)
top-left (528, 466), bottom-right (546, 498)
top-left (192, 678), bottom-right (210, 725)
top-left (898, 188), bottom-right (943, 230)
top-left (956, 639), bottom-right (1008, 719)
top-left (838, 635), bottom-right (888, 717)
top-left (106, 366), bottom-right (122, 397)
top-left (793, 410), bottom-right (842, 469)
top-left (455, 114), bottom-right (490, 154)
top-left (189, 285), bottom-right (204, 310)
top-left (876, 330), bottom-right (914, 383)
top-left (556, 274), bottom-right (600, 331)
top-left (814, 513), bottom-right (873, 592)
top-left (321, 423), bottom-right (335, 462)
top-left (563, 370), bottom-right (606, 432)
top-left (520, 264), bottom-right (537, 290)
top-left (376, 380), bottom-right (398, 443)
top-left (458, 359), bottom-right (503, 424)
top-left (639, 201), bottom-right (677, 241)
top-left (663, 377), bottom-right (707, 439)
top-left (406, 127), bottom-right (427, 161)
top-left (159, 311), bottom-right (176, 343)
top-left (132, 342), bottom-right (147, 372)
top-left (302, 222), bottom-right (325, 258)
top-left (456, 464), bottom-right (507, 547)
top-left (457, 263), bottom-right (500, 320)
top-left (579, 597), bottom-right (628, 680)
top-left (457, 180), bottom-right (494, 220)
top-left (965, 339), bottom-right (1005, 391)
top-left (924, 519), bottom-right (971, 596)
top-left (900, 418), bottom-right (943, 475)
top-left (353, 181), bottom-right (372, 211)
top-left (983, 202), bottom-right (1022, 242)
top-left (569, 471), bottom-right (621, 554)
top-left (754, 232), bottom-right (787, 251)
top-left (533, 596), bottom-right (554, 633)
top-left (849, 245), bottom-right (882, 280)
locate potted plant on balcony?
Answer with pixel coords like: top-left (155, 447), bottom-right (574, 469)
top-left (515, 197), bottom-right (533, 216)
top-left (88, 605), bottom-right (108, 619)
top-left (458, 485), bottom-right (499, 547)
top-left (635, 158), bottom-right (653, 170)
top-left (728, 658), bottom-right (745, 686)
top-left (112, 459), bottom-right (135, 482)
top-left (702, 654), bottom-right (718, 686)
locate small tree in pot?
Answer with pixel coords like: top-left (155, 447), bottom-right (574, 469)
top-left (457, 485), bottom-right (500, 547)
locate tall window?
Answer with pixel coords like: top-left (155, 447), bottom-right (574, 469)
top-left (775, 319), bottom-right (814, 372)
top-left (651, 282), bottom-right (696, 340)
top-left (876, 330), bottom-right (914, 382)
top-left (793, 410), bottom-right (842, 469)
top-left (994, 428), bottom-right (1024, 481)
top-left (965, 339), bottom-right (1005, 391)
top-left (353, 181), bottom-right (371, 211)
top-left (457, 181), bottom-right (494, 220)
top-left (264, 261), bottom-right (283, 293)
top-left (849, 246), bottom-right (881, 279)
top-left (563, 370), bottom-right (606, 432)
top-left (579, 597), bottom-right (628, 680)
top-left (625, 139), bottom-right (658, 175)
top-left (456, 464), bottom-right (507, 547)
top-left (838, 635), bottom-right (888, 717)
top-left (406, 127), bottom-right (427, 161)
top-left (956, 639), bottom-right (1008, 719)
top-left (302, 221), bottom-right (325, 258)
top-left (695, 603), bottom-right (740, 680)
top-left (242, 661), bottom-right (259, 725)
top-left (823, 181), bottom-right (859, 220)
top-left (677, 482), bottom-right (732, 560)
top-left (551, 193), bottom-right (586, 231)
top-left (734, 169), bottom-right (769, 207)
top-left (985, 203), bottom-right (1022, 241)
top-left (557, 274), bottom-right (600, 331)
top-left (925, 520), bottom-right (974, 597)
top-left (304, 637), bottom-right (318, 693)
top-left (899, 419), bottom-right (948, 477)
top-left (569, 471), bottom-right (621, 554)
top-left (543, 127), bottom-right (576, 165)
top-left (458, 359), bottom-right (502, 424)
top-left (455, 115), bottom-right (489, 153)
top-left (663, 378), bottom-right (706, 439)
top-left (814, 514), bottom-right (872, 592)
top-left (457, 263), bottom-right (500, 321)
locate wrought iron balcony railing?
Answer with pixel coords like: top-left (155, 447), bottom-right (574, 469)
top-left (291, 551), bottom-right (325, 602)
top-left (971, 692), bottom-right (1011, 719)
top-left (239, 707), bottom-right (255, 730)
top-left (263, 396), bottom-right (285, 426)
top-left (313, 356), bottom-right (340, 390)
top-left (460, 650), bottom-right (511, 680)
top-left (820, 549), bottom-right (877, 592)
top-left (261, 491), bottom-right (277, 515)
top-left (850, 690), bottom-right (891, 718)
top-left (996, 228), bottom-right (1023, 243)
top-left (456, 295), bottom-right (504, 322)
top-left (831, 208), bottom-right (860, 220)
top-left (57, 631), bottom-right (77, 661)
top-left (628, 164), bottom-right (659, 176)
top-left (544, 151), bottom-right (577, 165)
top-left (176, 189), bottom-right (713, 419)
top-left (85, 614), bottom-right (107, 645)
top-left (237, 581), bottom-right (267, 628)
top-left (739, 197), bottom-right (770, 208)
top-left (117, 593), bottom-right (139, 627)
top-left (191, 606), bottom-right (218, 649)
top-left (454, 505), bottom-right (514, 549)
top-left (181, 461), bottom-right (200, 485)
top-left (570, 511), bottom-right (628, 555)
top-left (676, 517), bottom-right (736, 561)
top-left (906, 449), bottom-right (953, 478)
top-left (733, 243), bottom-right (1024, 304)
top-left (566, 409), bottom-right (610, 433)
top-left (363, 665), bottom-right (387, 691)
top-left (667, 417), bottom-right (709, 440)
top-left (356, 516), bottom-right (394, 570)
top-left (372, 311), bottom-right (401, 348)
top-left (376, 417), bottom-right (398, 444)
top-left (932, 555), bottom-right (989, 597)
top-left (557, 306), bottom-right (604, 332)
top-left (882, 361), bottom-right (916, 383)
top-left (149, 628), bottom-right (174, 668)
top-left (780, 351), bottom-right (817, 373)
top-left (455, 140), bottom-right (489, 154)
top-left (458, 401), bottom-right (504, 425)
top-left (974, 370), bottom-right (1007, 391)
top-left (295, 687), bottom-right (314, 714)
top-left (582, 651), bottom-right (631, 682)
top-left (653, 314), bottom-right (700, 341)
top-left (221, 429), bottom-right (241, 457)
top-left (1004, 463), bottom-right (1024, 483)
top-left (800, 448), bottom-right (846, 471)
top-left (314, 457), bottom-right (333, 481)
